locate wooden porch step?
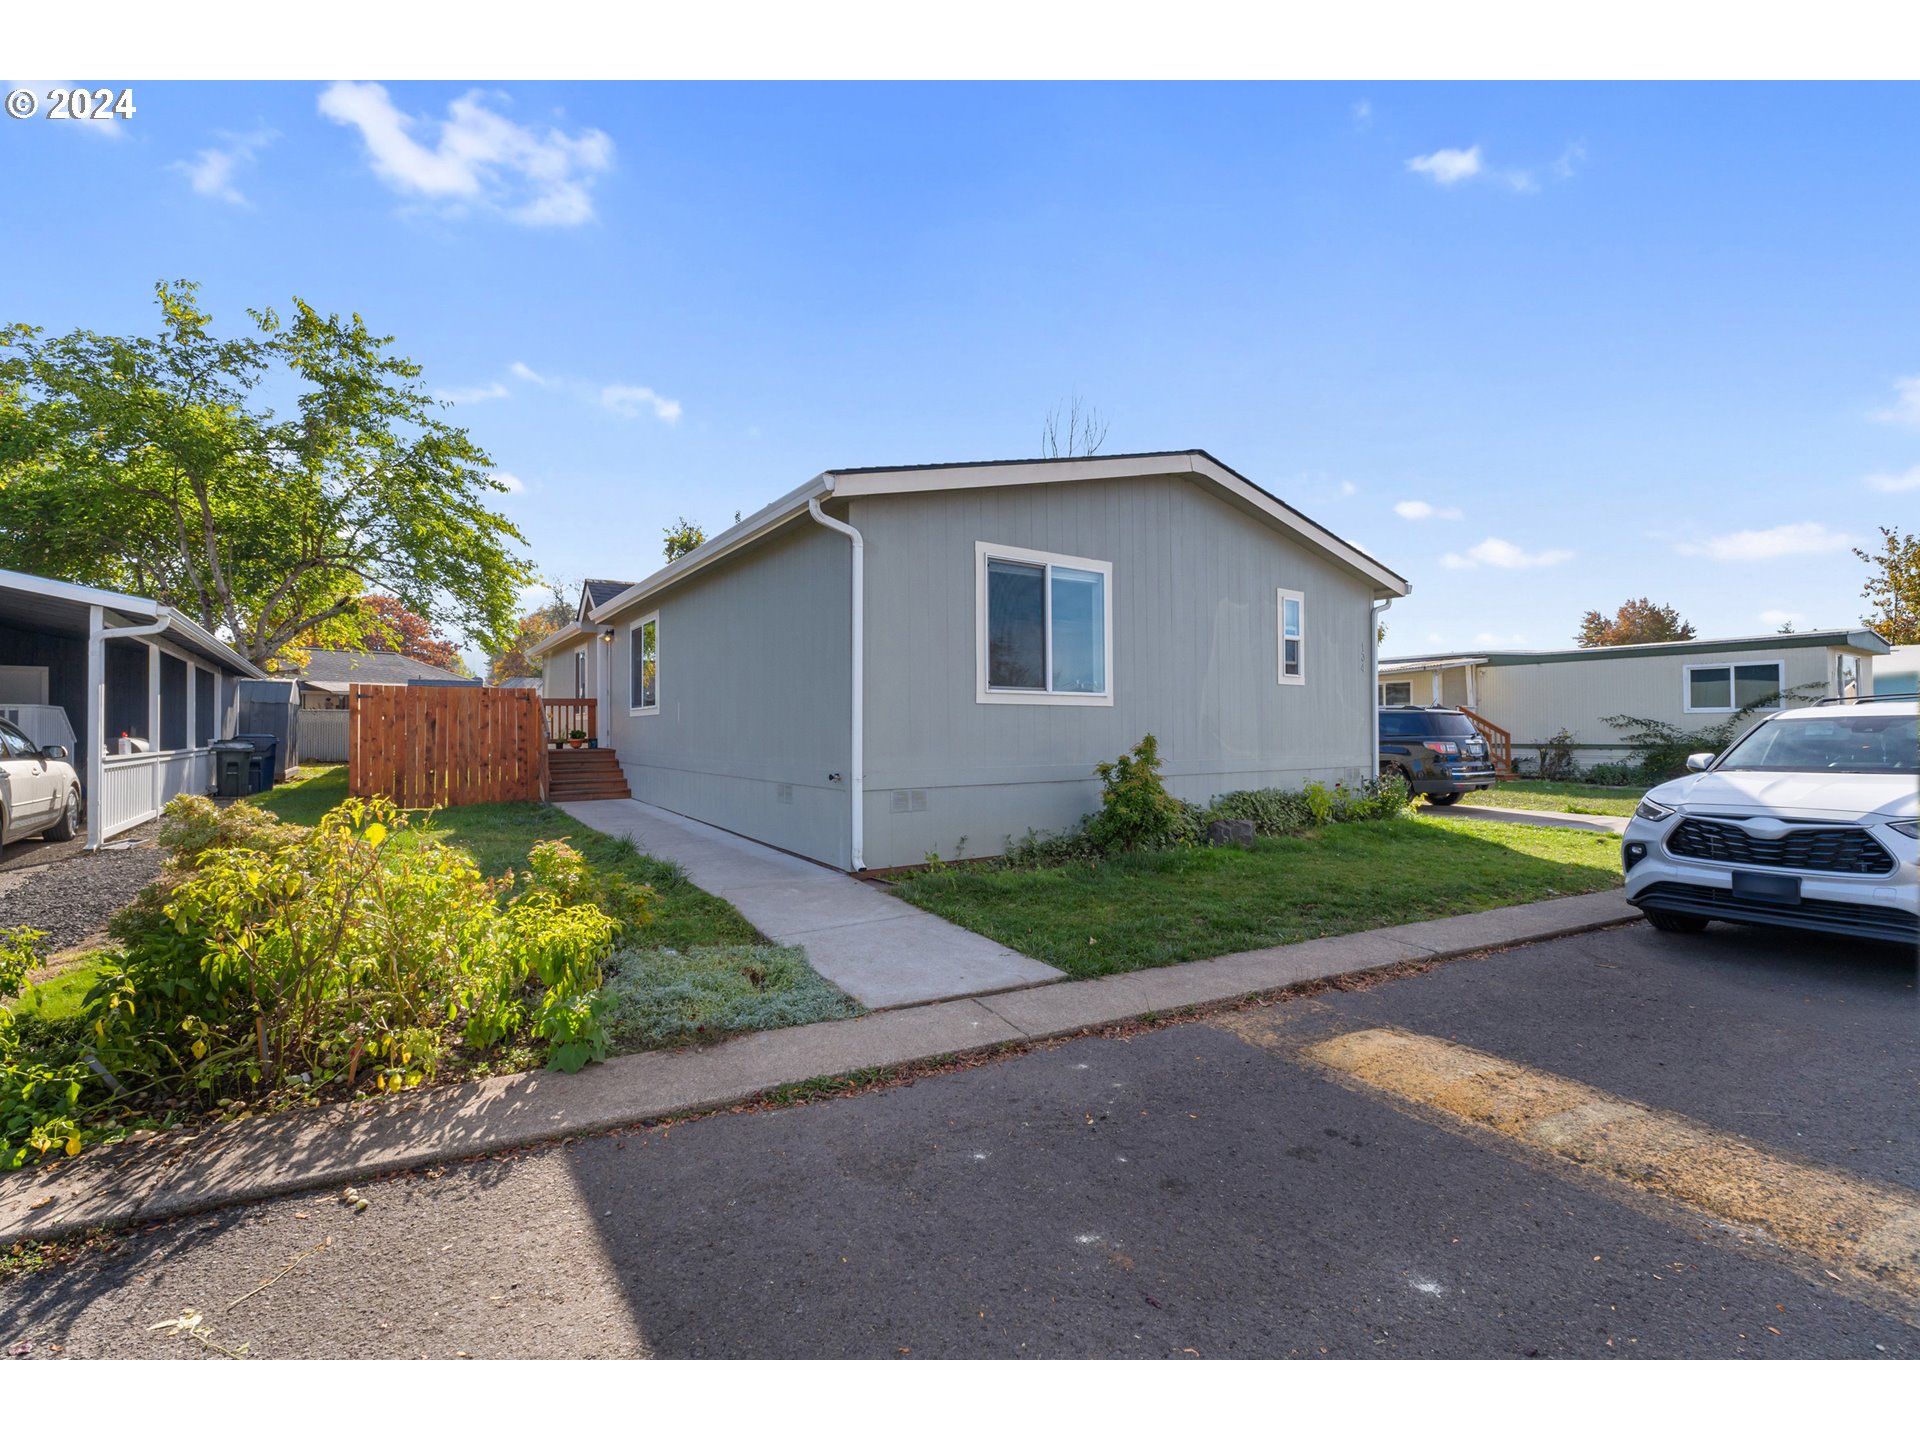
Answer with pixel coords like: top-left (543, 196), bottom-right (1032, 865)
top-left (547, 746), bottom-right (630, 801)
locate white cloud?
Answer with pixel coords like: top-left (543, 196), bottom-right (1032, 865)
top-left (1760, 609), bottom-right (1803, 626)
top-left (489, 470), bottom-right (526, 494)
top-left (1441, 537), bottom-right (1574, 570)
top-left (510, 361), bottom-right (554, 385)
top-left (1674, 522), bottom-right (1855, 562)
top-left (1339, 479), bottom-right (1358, 496)
top-left (1407, 146), bottom-right (1483, 186)
top-left (317, 81), bottom-right (613, 226)
top-left (1351, 99), bottom-right (1372, 127)
top-left (1394, 499), bottom-right (1463, 521)
top-left (600, 384), bottom-right (682, 423)
top-left (171, 128), bottom-right (275, 204)
top-left (436, 381), bottom-right (510, 404)
top-left (1552, 140), bottom-right (1588, 180)
top-left (1870, 375), bottom-right (1920, 427)
top-left (1866, 465), bottom-right (1920, 492)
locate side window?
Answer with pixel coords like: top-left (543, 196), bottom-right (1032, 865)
top-left (975, 543), bottom-right (1112, 705)
top-left (1686, 661), bottom-right (1783, 713)
top-left (574, 649), bottom-right (587, 698)
top-left (1277, 589), bottom-right (1305, 684)
top-left (1381, 681), bottom-right (1411, 707)
top-left (629, 614), bottom-right (659, 713)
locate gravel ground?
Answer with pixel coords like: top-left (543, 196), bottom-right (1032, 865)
top-left (0, 823), bottom-right (162, 959)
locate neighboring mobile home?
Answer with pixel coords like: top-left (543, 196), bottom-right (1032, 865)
top-left (289, 648), bottom-right (479, 763)
top-left (1379, 628), bottom-right (1890, 773)
top-left (536, 452), bottom-right (1410, 871)
top-left (0, 567), bottom-right (263, 844)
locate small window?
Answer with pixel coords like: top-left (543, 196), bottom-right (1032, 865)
top-left (629, 614), bottom-right (658, 713)
top-left (975, 543), bottom-right (1112, 705)
top-left (1277, 589), bottom-right (1305, 685)
top-left (1381, 681), bottom-right (1411, 707)
top-left (1685, 660), bottom-right (1783, 713)
top-left (574, 649), bottom-right (588, 698)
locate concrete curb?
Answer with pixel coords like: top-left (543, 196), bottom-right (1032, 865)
top-left (0, 889), bottom-right (1640, 1246)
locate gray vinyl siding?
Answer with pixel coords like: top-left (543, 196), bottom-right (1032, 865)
top-left (599, 521), bottom-right (853, 869)
top-left (852, 473), bottom-right (1377, 868)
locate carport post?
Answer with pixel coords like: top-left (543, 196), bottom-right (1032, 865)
top-left (85, 605), bottom-right (105, 850)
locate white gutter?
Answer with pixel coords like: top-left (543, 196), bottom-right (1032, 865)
top-left (806, 494), bottom-right (865, 872)
top-left (1370, 598), bottom-right (1393, 781)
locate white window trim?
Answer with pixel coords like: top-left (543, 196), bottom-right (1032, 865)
top-left (1277, 587), bottom-right (1306, 686)
top-left (1683, 658), bottom-right (1784, 714)
top-left (628, 611), bottom-right (660, 716)
top-left (974, 540), bottom-right (1114, 707)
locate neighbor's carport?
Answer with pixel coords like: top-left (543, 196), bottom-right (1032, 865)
top-left (0, 568), bottom-right (263, 845)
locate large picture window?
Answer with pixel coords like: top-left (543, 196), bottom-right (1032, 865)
top-left (629, 613), bottom-right (658, 713)
top-left (975, 542), bottom-right (1112, 706)
top-left (1277, 588), bottom-right (1305, 685)
top-left (1684, 659), bottom-right (1782, 713)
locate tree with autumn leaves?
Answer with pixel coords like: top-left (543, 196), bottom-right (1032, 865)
top-left (1575, 597), bottom-right (1697, 648)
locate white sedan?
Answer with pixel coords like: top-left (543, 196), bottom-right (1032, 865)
top-left (0, 718), bottom-right (82, 857)
top-left (1621, 697), bottom-right (1918, 945)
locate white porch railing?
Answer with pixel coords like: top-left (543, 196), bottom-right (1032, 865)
top-left (0, 703), bottom-right (75, 752)
top-left (96, 746), bottom-right (212, 842)
top-left (299, 708), bottom-right (349, 763)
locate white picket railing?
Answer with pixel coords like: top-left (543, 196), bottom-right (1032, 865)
top-left (298, 708), bottom-right (349, 763)
top-left (96, 747), bottom-right (213, 842)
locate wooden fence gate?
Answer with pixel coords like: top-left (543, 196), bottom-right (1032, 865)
top-left (349, 684), bottom-right (548, 806)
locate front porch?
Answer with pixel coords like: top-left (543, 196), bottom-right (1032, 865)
top-left (540, 697), bottom-right (631, 801)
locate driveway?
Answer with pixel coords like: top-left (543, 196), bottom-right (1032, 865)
top-left (5, 920), bottom-right (1913, 1358)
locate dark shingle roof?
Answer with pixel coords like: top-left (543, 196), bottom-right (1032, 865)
top-left (582, 579), bottom-right (637, 611)
top-left (294, 650), bottom-right (475, 686)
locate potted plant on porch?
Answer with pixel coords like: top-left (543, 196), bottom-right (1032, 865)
top-left (567, 728), bottom-right (587, 749)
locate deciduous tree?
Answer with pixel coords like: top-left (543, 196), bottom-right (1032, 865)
top-left (0, 280), bottom-right (529, 668)
top-left (1854, 526), bottom-right (1919, 645)
top-left (1575, 598), bottom-right (1697, 648)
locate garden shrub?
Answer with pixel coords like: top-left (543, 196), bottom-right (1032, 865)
top-left (1, 929), bottom-right (96, 1168)
top-left (1579, 760), bottom-right (1651, 788)
top-left (1085, 734), bottom-right (1196, 852)
top-left (1206, 774), bottom-right (1411, 836)
top-left (1535, 728), bottom-right (1578, 781)
top-left (88, 796), bottom-right (625, 1108)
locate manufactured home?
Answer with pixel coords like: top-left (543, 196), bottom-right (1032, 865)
top-left (1380, 628), bottom-right (1890, 773)
top-left (534, 451), bottom-right (1410, 871)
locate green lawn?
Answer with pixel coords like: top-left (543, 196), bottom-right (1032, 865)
top-left (890, 814), bottom-right (1623, 978)
top-left (1466, 780), bottom-right (1645, 818)
top-left (260, 767), bottom-right (760, 954)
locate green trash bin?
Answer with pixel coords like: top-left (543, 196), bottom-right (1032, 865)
top-left (211, 740), bottom-right (253, 798)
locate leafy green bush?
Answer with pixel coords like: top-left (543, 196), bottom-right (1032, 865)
top-left (1579, 760), bottom-right (1652, 788)
top-left (91, 795), bottom-right (621, 1097)
top-left (1086, 734), bottom-right (1195, 852)
top-left (156, 794), bottom-right (305, 870)
top-left (599, 945), bottom-right (862, 1049)
top-left (1206, 774), bottom-right (1410, 836)
top-left (1, 931), bottom-right (95, 1168)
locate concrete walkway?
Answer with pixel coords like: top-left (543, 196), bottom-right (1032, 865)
top-left (0, 888), bottom-right (1641, 1246)
top-left (558, 797), bottom-right (1064, 1009)
top-left (1446, 802), bottom-right (1631, 836)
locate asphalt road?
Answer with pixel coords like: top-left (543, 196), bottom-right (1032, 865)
top-left (3, 920), bottom-right (1915, 1359)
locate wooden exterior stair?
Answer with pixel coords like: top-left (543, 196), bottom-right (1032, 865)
top-left (547, 747), bottom-right (631, 802)
top-left (1458, 707), bottom-right (1516, 779)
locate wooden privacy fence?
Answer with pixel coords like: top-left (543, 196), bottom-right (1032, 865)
top-left (349, 684), bottom-right (548, 807)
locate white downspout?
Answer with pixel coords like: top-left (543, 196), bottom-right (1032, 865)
top-left (1371, 598), bottom-right (1393, 780)
top-left (807, 495), bottom-right (865, 871)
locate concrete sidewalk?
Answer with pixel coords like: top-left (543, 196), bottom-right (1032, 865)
top-left (0, 887), bottom-right (1640, 1247)
top-left (1446, 802), bottom-right (1631, 836)
top-left (559, 797), bottom-right (1064, 1008)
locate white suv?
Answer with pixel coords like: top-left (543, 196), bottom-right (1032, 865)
top-left (1621, 697), bottom-right (1918, 945)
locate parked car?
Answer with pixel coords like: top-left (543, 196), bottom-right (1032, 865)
top-left (1621, 696), bottom-right (1918, 944)
top-left (1378, 705), bottom-right (1497, 805)
top-left (0, 718), bottom-right (82, 857)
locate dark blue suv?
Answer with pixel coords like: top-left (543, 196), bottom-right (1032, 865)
top-left (1379, 706), bottom-right (1497, 805)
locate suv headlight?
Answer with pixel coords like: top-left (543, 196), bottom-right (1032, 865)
top-left (1891, 820), bottom-right (1919, 839)
top-left (1634, 797), bottom-right (1677, 823)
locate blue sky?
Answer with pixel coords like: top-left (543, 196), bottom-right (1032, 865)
top-left (4, 80), bottom-right (1916, 660)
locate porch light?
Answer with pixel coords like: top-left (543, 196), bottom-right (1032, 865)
top-left (599, 626), bottom-right (615, 643)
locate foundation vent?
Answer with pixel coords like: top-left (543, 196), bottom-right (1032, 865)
top-left (891, 788), bottom-right (929, 813)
